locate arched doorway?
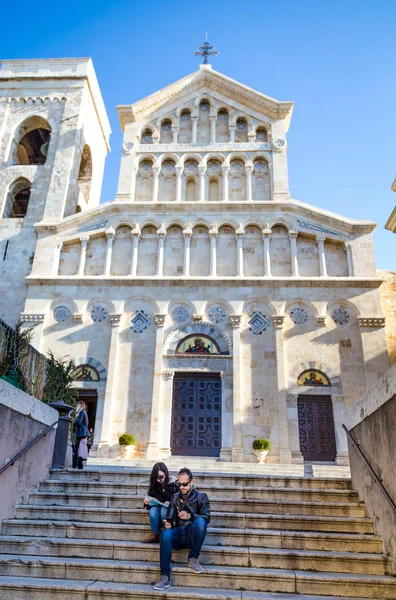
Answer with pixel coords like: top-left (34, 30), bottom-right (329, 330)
top-left (296, 369), bottom-right (336, 462)
top-left (73, 364), bottom-right (99, 439)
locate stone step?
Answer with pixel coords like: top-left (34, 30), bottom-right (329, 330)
top-left (29, 491), bottom-right (366, 518)
top-left (0, 537), bottom-right (390, 575)
top-left (45, 482), bottom-right (358, 504)
top-left (0, 556), bottom-right (394, 597)
top-left (1, 520), bottom-right (382, 552)
top-left (50, 468), bottom-right (352, 489)
top-left (0, 576), bottom-right (375, 600)
top-left (86, 459), bottom-right (352, 480)
top-left (13, 505), bottom-right (373, 534)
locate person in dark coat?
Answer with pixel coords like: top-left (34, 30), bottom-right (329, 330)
top-left (153, 468), bottom-right (210, 590)
top-left (142, 462), bottom-right (178, 543)
top-left (72, 400), bottom-right (89, 470)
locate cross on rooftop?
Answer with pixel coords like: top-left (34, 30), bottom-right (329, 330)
top-left (194, 35), bottom-right (219, 64)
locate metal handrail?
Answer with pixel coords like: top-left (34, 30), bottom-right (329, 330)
top-left (342, 424), bottom-right (396, 514)
top-left (0, 420), bottom-right (58, 477)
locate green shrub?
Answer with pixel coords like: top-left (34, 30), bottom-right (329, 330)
top-left (119, 434), bottom-right (136, 446)
top-left (252, 438), bottom-right (271, 451)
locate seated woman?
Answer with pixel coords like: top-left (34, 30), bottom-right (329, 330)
top-left (142, 462), bottom-right (178, 543)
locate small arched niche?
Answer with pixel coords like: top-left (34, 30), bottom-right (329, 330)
top-left (159, 160), bottom-right (176, 202)
top-left (235, 118), bottom-right (248, 143)
top-left (198, 100), bottom-right (211, 143)
top-left (190, 225), bottom-right (210, 276)
top-left (160, 119), bottom-right (173, 144)
top-left (141, 128), bottom-right (153, 144)
top-left (217, 109), bottom-right (229, 142)
top-left (136, 159), bottom-right (154, 202)
top-left (253, 159), bottom-right (270, 200)
top-left (3, 178), bottom-right (32, 218)
top-left (12, 116), bottom-right (51, 165)
top-left (77, 145), bottom-right (92, 205)
top-left (270, 225), bottom-right (292, 276)
top-left (256, 127), bottom-right (268, 142)
top-left (179, 110), bottom-right (192, 143)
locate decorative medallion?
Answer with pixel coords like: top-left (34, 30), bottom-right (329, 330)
top-left (140, 161), bottom-right (152, 171)
top-left (231, 160), bottom-right (244, 171)
top-left (248, 311), bottom-right (271, 335)
top-left (181, 112), bottom-right (191, 122)
top-left (186, 161), bottom-right (197, 172)
top-left (91, 305), bottom-right (108, 323)
top-left (54, 306), bottom-right (70, 323)
top-left (271, 138), bottom-right (286, 152)
top-left (290, 307), bottom-right (308, 325)
top-left (172, 306), bottom-right (190, 324)
top-left (162, 122), bottom-right (172, 131)
top-left (256, 131), bottom-right (266, 141)
top-left (163, 160), bottom-right (175, 171)
top-left (218, 112), bottom-right (228, 121)
top-left (130, 310), bottom-right (150, 333)
top-left (208, 160), bottom-right (221, 171)
top-left (200, 102), bottom-right (210, 111)
top-left (236, 120), bottom-right (247, 130)
top-left (208, 306), bottom-right (227, 324)
top-left (332, 308), bottom-right (350, 326)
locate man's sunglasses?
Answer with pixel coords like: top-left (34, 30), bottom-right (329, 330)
top-left (178, 480), bottom-right (192, 487)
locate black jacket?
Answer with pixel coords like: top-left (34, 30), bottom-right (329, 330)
top-left (166, 488), bottom-right (210, 527)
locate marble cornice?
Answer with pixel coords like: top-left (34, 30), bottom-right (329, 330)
top-left (25, 275), bottom-right (383, 290)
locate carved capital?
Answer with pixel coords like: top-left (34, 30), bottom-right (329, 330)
top-left (289, 231), bottom-right (298, 240)
top-left (229, 314), bottom-right (242, 328)
top-left (222, 165), bottom-right (230, 175)
top-left (358, 317), bottom-right (386, 328)
top-left (20, 313), bottom-right (45, 324)
top-left (192, 314), bottom-right (203, 322)
top-left (154, 313), bottom-right (167, 327)
top-left (316, 235), bottom-right (326, 244)
top-left (110, 313), bottom-right (122, 327)
top-left (272, 315), bottom-right (285, 328)
top-left (80, 236), bottom-right (89, 248)
top-left (162, 370), bottom-right (174, 381)
top-left (316, 316), bottom-right (326, 326)
top-left (73, 313), bottom-right (83, 323)
top-left (157, 223), bottom-right (166, 238)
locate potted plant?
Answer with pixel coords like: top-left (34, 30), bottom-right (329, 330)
top-left (119, 434), bottom-right (136, 459)
top-left (252, 438), bottom-right (271, 463)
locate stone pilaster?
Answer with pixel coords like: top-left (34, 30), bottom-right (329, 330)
top-left (263, 227), bottom-right (272, 277)
top-left (53, 241), bottom-right (63, 276)
top-left (152, 166), bottom-right (160, 203)
top-left (158, 370), bottom-right (175, 456)
top-left (131, 224), bottom-right (140, 276)
top-left (344, 243), bottom-right (354, 277)
top-left (147, 314), bottom-right (167, 460)
top-left (183, 224), bottom-right (192, 276)
top-left (77, 236), bottom-right (89, 276)
top-left (222, 165), bottom-right (229, 202)
top-left (316, 235), bottom-right (328, 277)
top-left (289, 231), bottom-right (299, 277)
top-left (246, 165), bottom-right (253, 202)
top-left (209, 225), bottom-right (218, 276)
top-left (199, 166), bottom-right (206, 202)
top-left (272, 315), bottom-right (293, 463)
top-left (176, 167), bottom-right (183, 202)
top-left (220, 371), bottom-right (233, 461)
top-left (104, 229), bottom-right (115, 276)
top-left (236, 225), bottom-right (244, 276)
top-left (230, 314), bottom-right (243, 461)
top-left (156, 224), bottom-right (166, 276)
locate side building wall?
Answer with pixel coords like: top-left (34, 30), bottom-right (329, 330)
top-left (378, 269), bottom-right (396, 366)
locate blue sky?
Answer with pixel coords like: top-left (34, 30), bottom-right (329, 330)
top-left (2, 0), bottom-right (395, 268)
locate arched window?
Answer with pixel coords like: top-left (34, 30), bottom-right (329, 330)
top-left (12, 116), bottom-right (51, 165)
top-left (235, 118), bottom-right (248, 143)
top-left (160, 120), bottom-right (172, 143)
top-left (209, 178), bottom-right (219, 202)
top-left (141, 128), bottom-right (153, 144)
top-left (256, 127), bottom-right (267, 142)
top-left (186, 179), bottom-right (197, 202)
top-left (77, 145), bottom-right (92, 205)
top-left (3, 178), bottom-right (32, 218)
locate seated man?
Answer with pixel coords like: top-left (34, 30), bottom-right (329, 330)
top-left (153, 467), bottom-right (210, 590)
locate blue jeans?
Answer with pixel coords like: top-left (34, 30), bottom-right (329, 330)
top-left (148, 505), bottom-right (168, 535)
top-left (160, 518), bottom-right (208, 577)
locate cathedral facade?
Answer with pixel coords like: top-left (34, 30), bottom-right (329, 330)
top-left (0, 58), bottom-right (390, 463)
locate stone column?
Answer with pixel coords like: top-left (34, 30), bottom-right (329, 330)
top-left (236, 225), bottom-right (245, 276)
top-left (272, 316), bottom-right (293, 463)
top-left (230, 315), bottom-right (243, 461)
top-left (183, 224), bottom-right (192, 276)
top-left (131, 224), bottom-right (140, 276)
top-left (176, 167), bottom-right (183, 202)
top-left (77, 236), bottom-right (89, 276)
top-left (263, 227), bottom-right (272, 277)
top-left (222, 165), bottom-right (230, 202)
top-left (220, 371), bottom-right (233, 462)
top-left (229, 126), bottom-right (236, 143)
top-left (172, 128), bottom-right (179, 144)
top-left (316, 236), bottom-right (328, 277)
top-left (130, 165), bottom-right (138, 202)
top-left (152, 166), bottom-right (160, 203)
top-left (97, 314), bottom-right (122, 456)
top-left (147, 314), bottom-right (167, 460)
top-left (344, 242), bottom-right (354, 276)
top-left (104, 230), bottom-right (115, 276)
top-left (158, 370), bottom-right (175, 456)
top-left (289, 231), bottom-right (299, 277)
top-left (192, 117), bottom-right (199, 143)
top-left (246, 165), bottom-right (253, 202)
top-left (210, 116), bottom-right (217, 143)
top-left (156, 224), bottom-right (166, 276)
top-left (199, 166), bottom-right (206, 202)
top-left (52, 241), bottom-right (63, 276)
top-left (209, 227), bottom-right (218, 276)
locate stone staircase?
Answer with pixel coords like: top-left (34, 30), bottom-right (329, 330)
top-left (0, 465), bottom-right (395, 599)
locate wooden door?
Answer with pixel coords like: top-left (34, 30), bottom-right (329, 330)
top-left (78, 389), bottom-right (98, 432)
top-left (297, 395), bottom-right (336, 461)
top-left (171, 373), bottom-right (221, 457)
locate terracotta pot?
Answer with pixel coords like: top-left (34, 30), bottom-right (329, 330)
top-left (253, 449), bottom-right (269, 464)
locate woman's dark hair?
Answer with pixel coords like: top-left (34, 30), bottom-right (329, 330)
top-left (148, 462), bottom-right (170, 497)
